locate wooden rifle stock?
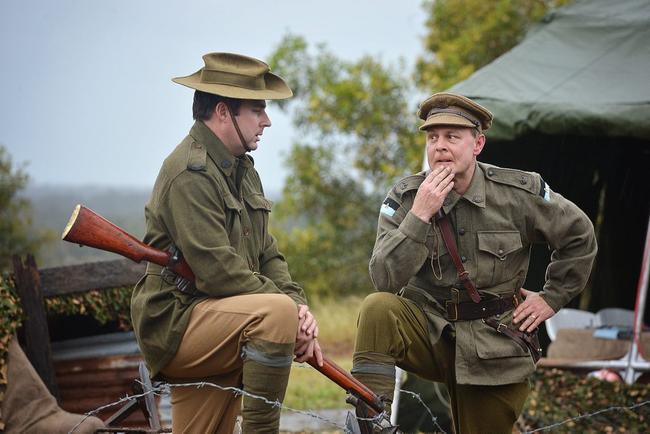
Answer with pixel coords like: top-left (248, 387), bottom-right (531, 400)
top-left (61, 205), bottom-right (384, 414)
top-left (62, 205), bottom-right (194, 281)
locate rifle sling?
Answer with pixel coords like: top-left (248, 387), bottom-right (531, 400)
top-left (435, 210), bottom-right (482, 303)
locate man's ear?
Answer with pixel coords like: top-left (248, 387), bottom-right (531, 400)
top-left (473, 133), bottom-right (486, 156)
top-left (214, 101), bottom-right (230, 123)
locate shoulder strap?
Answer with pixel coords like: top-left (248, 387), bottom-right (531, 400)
top-left (435, 210), bottom-right (482, 303)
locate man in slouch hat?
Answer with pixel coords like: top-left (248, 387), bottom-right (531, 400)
top-left (131, 53), bottom-right (322, 433)
top-left (352, 92), bottom-right (597, 433)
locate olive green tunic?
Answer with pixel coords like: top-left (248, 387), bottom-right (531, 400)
top-left (370, 162), bottom-right (597, 385)
top-left (131, 121), bottom-right (306, 377)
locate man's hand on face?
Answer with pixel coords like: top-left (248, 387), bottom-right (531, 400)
top-left (294, 304), bottom-right (323, 366)
top-left (513, 288), bottom-right (555, 333)
top-left (411, 166), bottom-right (455, 222)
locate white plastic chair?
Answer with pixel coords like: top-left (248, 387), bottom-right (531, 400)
top-left (596, 308), bottom-right (635, 328)
top-left (545, 308), bottom-right (600, 341)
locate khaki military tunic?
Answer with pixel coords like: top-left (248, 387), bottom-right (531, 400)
top-left (131, 121), bottom-right (306, 378)
top-left (370, 162), bottom-right (597, 385)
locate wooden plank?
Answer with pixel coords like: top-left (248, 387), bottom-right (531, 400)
top-left (12, 254), bottom-right (60, 400)
top-left (39, 259), bottom-right (146, 297)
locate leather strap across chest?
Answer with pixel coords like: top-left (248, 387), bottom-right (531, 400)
top-left (435, 210), bottom-right (482, 303)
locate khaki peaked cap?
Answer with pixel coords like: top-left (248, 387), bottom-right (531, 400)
top-left (418, 92), bottom-right (493, 131)
top-left (173, 52), bottom-right (292, 100)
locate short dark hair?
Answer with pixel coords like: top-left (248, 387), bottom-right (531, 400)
top-left (192, 90), bottom-right (242, 121)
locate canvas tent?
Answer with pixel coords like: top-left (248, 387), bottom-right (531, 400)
top-left (450, 0), bottom-right (650, 317)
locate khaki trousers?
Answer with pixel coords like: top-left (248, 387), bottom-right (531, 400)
top-left (354, 292), bottom-right (529, 434)
top-left (161, 293), bottom-right (298, 434)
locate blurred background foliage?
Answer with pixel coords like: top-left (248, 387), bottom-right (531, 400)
top-left (0, 145), bottom-right (54, 272)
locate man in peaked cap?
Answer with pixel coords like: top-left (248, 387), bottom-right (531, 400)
top-left (351, 92), bottom-right (597, 433)
top-left (130, 53), bottom-right (322, 433)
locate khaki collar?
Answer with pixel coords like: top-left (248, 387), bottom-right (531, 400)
top-left (442, 163), bottom-right (486, 213)
top-left (189, 120), bottom-right (237, 177)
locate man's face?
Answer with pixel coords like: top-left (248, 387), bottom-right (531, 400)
top-left (425, 126), bottom-right (485, 178)
top-left (231, 99), bottom-right (271, 154)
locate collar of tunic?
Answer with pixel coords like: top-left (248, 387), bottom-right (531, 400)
top-left (189, 120), bottom-right (240, 177)
top-left (442, 162), bottom-right (486, 213)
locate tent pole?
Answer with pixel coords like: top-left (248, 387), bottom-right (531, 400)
top-left (625, 214), bottom-right (650, 384)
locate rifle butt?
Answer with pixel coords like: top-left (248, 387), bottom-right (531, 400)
top-left (62, 205), bottom-right (168, 266)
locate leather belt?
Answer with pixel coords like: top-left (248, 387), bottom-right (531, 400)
top-left (401, 287), bottom-right (519, 322)
top-left (445, 293), bottom-right (519, 321)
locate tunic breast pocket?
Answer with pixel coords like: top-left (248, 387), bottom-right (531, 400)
top-left (243, 193), bottom-right (272, 243)
top-left (424, 226), bottom-right (454, 284)
top-left (476, 231), bottom-right (523, 287)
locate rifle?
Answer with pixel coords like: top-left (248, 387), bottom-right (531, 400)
top-left (62, 205), bottom-right (398, 433)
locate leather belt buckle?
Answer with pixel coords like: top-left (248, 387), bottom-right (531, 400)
top-left (496, 322), bottom-right (508, 333)
top-left (445, 300), bottom-right (459, 321)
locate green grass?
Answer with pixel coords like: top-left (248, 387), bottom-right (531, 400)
top-left (285, 357), bottom-right (353, 409)
top-left (284, 295), bottom-right (365, 409)
top-left (309, 295), bottom-right (364, 353)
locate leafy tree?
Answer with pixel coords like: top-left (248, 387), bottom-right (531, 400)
top-left (0, 145), bottom-right (51, 272)
top-left (415, 0), bottom-right (571, 91)
top-left (268, 35), bottom-right (421, 296)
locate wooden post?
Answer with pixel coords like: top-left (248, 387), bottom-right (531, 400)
top-left (12, 254), bottom-right (60, 400)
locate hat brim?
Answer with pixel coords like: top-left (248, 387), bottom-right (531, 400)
top-left (172, 70), bottom-right (293, 100)
top-left (419, 113), bottom-right (478, 131)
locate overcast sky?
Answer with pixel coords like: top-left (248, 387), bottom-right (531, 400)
top-left (0, 0), bottom-right (426, 194)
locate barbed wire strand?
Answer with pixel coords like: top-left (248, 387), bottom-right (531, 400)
top-left (522, 399), bottom-right (650, 433)
top-left (68, 380), bottom-right (350, 434)
top-left (67, 377), bottom-right (650, 434)
top-left (397, 389), bottom-right (447, 434)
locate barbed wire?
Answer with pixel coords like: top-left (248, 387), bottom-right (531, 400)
top-left (398, 389), bottom-right (447, 433)
top-left (69, 380), bottom-right (349, 434)
top-left (521, 399), bottom-right (650, 433)
top-left (67, 375), bottom-right (650, 434)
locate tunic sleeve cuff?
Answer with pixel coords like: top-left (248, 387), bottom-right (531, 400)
top-left (539, 291), bottom-right (565, 313)
top-left (399, 211), bottom-right (429, 243)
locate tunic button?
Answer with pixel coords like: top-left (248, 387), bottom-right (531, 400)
top-left (459, 228), bottom-right (466, 235)
top-left (243, 227), bottom-right (251, 236)
top-left (488, 169), bottom-right (494, 176)
top-left (221, 160), bottom-right (232, 169)
top-left (498, 248), bottom-right (504, 255)
top-left (461, 256), bottom-right (467, 263)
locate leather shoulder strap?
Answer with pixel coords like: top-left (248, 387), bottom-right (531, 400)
top-left (435, 210), bottom-right (482, 303)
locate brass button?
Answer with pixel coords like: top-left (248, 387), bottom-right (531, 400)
top-left (487, 169), bottom-right (494, 176)
top-left (461, 256), bottom-right (467, 263)
top-left (498, 248), bottom-right (504, 255)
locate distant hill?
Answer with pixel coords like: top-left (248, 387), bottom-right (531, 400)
top-left (25, 184), bottom-right (281, 268)
top-left (25, 184), bottom-right (151, 268)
